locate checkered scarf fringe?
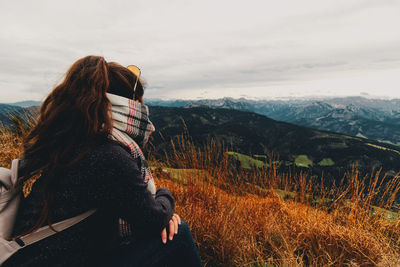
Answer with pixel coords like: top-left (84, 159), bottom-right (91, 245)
top-left (107, 93), bottom-right (156, 239)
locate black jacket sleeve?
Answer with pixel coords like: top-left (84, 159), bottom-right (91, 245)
top-left (85, 143), bottom-right (175, 235)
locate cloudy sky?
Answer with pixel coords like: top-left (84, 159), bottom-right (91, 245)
top-left (0, 0), bottom-right (399, 102)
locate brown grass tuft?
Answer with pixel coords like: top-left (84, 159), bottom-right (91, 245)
top-left (0, 127), bottom-right (23, 168)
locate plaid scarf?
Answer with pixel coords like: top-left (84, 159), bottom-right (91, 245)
top-left (107, 93), bottom-right (156, 239)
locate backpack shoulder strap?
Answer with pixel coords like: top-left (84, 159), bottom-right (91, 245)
top-left (0, 209), bottom-right (96, 265)
top-left (10, 159), bottom-right (19, 185)
top-left (17, 209), bottom-right (96, 247)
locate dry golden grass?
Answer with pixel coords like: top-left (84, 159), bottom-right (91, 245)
top-left (1, 127), bottom-right (400, 266)
top-left (157, 177), bottom-right (400, 266)
top-left (0, 127), bottom-right (23, 168)
top-left (150, 136), bottom-right (400, 266)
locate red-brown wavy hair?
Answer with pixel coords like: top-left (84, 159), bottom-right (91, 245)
top-left (20, 55), bottom-right (144, 233)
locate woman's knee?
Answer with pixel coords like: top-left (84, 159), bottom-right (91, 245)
top-left (176, 220), bottom-right (193, 241)
top-left (178, 220), bottom-right (189, 234)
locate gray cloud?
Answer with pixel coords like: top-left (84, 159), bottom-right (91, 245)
top-left (0, 0), bottom-right (400, 101)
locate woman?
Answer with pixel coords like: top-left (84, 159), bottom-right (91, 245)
top-left (4, 56), bottom-right (202, 266)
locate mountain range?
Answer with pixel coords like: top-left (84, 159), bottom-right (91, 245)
top-left (4, 100), bottom-right (42, 108)
top-left (146, 97), bottom-right (400, 146)
top-left (4, 96), bottom-right (400, 146)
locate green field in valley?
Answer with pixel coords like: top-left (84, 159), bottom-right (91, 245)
top-left (294, 154), bottom-right (313, 167)
top-left (318, 158), bottom-right (335, 166)
top-left (226, 152), bottom-right (267, 169)
top-left (228, 152), bottom-right (335, 169)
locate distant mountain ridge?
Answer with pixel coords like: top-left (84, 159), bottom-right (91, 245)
top-left (146, 96), bottom-right (400, 146)
top-left (5, 100), bottom-right (42, 107)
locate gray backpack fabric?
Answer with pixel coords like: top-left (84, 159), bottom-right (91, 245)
top-left (0, 159), bottom-right (95, 265)
top-left (0, 159), bottom-right (21, 241)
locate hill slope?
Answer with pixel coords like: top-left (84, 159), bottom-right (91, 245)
top-left (0, 104), bottom-right (39, 127)
top-left (0, 104), bottom-right (25, 126)
top-left (148, 106), bottom-right (400, 179)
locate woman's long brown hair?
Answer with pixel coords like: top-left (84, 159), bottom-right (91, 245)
top-left (19, 55), bottom-right (144, 234)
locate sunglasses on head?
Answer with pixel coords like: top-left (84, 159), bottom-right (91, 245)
top-left (126, 65), bottom-right (141, 94)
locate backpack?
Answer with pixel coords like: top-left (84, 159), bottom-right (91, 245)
top-left (0, 159), bottom-right (95, 265)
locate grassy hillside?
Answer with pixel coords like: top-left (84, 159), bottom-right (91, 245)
top-left (0, 104), bottom-right (24, 127)
top-left (2, 124), bottom-right (400, 266)
top-left (153, 137), bottom-right (400, 266)
top-left (0, 105), bottom-right (39, 128)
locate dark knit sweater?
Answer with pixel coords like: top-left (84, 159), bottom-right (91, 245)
top-left (4, 140), bottom-right (175, 267)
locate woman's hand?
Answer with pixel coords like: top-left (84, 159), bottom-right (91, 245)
top-left (161, 213), bottom-right (181, 244)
